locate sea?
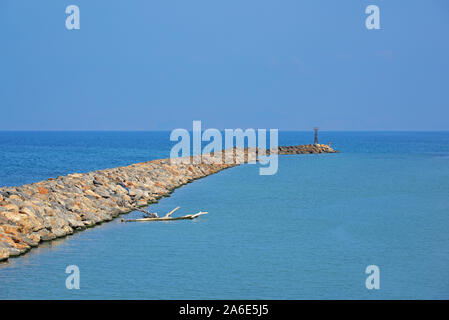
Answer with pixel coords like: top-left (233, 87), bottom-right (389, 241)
top-left (0, 131), bottom-right (448, 299)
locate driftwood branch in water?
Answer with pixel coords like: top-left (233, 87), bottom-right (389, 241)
top-left (121, 207), bottom-right (207, 222)
top-left (133, 207), bottom-right (159, 218)
top-left (164, 206), bottom-right (180, 218)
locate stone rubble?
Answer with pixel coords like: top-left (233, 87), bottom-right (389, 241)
top-left (0, 144), bottom-right (337, 262)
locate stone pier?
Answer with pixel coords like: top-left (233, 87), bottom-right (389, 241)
top-left (0, 144), bottom-right (338, 262)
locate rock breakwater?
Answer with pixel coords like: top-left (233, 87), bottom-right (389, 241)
top-left (0, 144), bottom-right (337, 262)
top-left (277, 144), bottom-right (338, 155)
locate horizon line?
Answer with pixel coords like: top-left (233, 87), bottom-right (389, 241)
top-left (0, 129), bottom-right (448, 133)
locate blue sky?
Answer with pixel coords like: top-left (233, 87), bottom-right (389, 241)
top-left (0, 0), bottom-right (448, 131)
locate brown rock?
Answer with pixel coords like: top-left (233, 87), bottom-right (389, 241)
top-left (28, 232), bottom-right (41, 244)
top-left (85, 189), bottom-right (101, 199)
top-left (0, 248), bottom-right (9, 261)
top-left (0, 233), bottom-right (16, 248)
top-left (9, 195), bottom-right (22, 201)
top-left (38, 187), bottom-right (49, 195)
top-left (3, 204), bottom-right (19, 212)
top-left (2, 225), bottom-right (20, 236)
top-left (38, 229), bottom-right (56, 241)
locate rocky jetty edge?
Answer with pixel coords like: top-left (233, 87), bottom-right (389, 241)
top-left (0, 144), bottom-right (337, 262)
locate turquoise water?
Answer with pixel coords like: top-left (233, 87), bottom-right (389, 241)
top-left (0, 131), bottom-right (448, 299)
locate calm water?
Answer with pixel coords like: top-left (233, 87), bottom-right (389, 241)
top-left (0, 131), bottom-right (448, 299)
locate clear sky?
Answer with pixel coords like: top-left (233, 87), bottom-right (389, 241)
top-left (0, 0), bottom-right (448, 131)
